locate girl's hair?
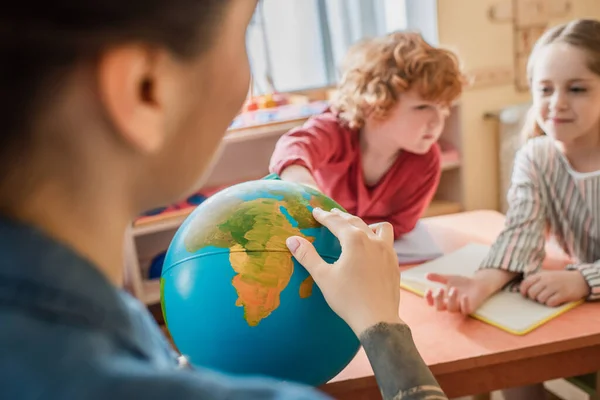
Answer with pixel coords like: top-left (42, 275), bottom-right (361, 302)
top-left (523, 19), bottom-right (600, 141)
top-left (330, 31), bottom-right (468, 130)
top-left (0, 1), bottom-right (230, 179)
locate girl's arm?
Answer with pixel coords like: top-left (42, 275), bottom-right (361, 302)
top-left (475, 146), bottom-right (548, 292)
top-left (566, 262), bottom-right (600, 300)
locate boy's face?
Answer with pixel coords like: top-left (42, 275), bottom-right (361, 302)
top-left (366, 89), bottom-right (449, 155)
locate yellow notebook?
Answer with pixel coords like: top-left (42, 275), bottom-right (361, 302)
top-left (400, 243), bottom-right (584, 335)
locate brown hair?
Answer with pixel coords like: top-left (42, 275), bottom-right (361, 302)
top-left (330, 31), bottom-right (468, 130)
top-left (523, 19), bottom-right (600, 141)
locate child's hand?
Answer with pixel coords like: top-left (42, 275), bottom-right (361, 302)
top-left (423, 274), bottom-right (491, 315)
top-left (519, 270), bottom-right (588, 307)
top-left (423, 268), bottom-right (517, 315)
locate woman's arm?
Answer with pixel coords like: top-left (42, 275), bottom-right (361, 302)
top-left (288, 208), bottom-right (448, 400)
top-left (360, 323), bottom-right (447, 400)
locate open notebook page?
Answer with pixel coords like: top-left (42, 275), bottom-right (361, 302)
top-left (393, 221), bottom-right (444, 264)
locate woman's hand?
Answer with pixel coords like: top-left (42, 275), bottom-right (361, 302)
top-left (286, 208), bottom-right (402, 336)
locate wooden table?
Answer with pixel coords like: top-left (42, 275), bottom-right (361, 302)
top-left (321, 210), bottom-right (600, 399)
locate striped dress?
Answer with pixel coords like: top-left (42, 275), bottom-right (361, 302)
top-left (479, 135), bottom-right (600, 300)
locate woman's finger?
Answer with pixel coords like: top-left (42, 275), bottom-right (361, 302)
top-left (329, 208), bottom-right (373, 235)
top-left (369, 222), bottom-right (394, 246)
top-left (286, 236), bottom-right (328, 282)
top-left (311, 208), bottom-right (356, 240)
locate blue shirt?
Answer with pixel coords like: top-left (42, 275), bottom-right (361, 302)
top-left (0, 218), bottom-right (329, 399)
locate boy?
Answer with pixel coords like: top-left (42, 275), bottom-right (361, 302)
top-left (270, 32), bottom-right (467, 239)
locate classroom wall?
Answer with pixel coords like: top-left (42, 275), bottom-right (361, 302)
top-left (436, 0), bottom-right (600, 211)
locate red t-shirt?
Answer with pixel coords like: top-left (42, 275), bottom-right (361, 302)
top-left (269, 112), bottom-right (441, 239)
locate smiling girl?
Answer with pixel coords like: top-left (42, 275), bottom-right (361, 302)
top-left (424, 18), bottom-right (600, 400)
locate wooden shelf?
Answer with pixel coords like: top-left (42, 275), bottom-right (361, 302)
top-left (224, 118), bottom-right (311, 144)
top-left (224, 99), bottom-right (329, 144)
top-left (133, 208), bottom-right (193, 237)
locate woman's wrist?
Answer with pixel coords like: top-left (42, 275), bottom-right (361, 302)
top-left (350, 314), bottom-right (405, 338)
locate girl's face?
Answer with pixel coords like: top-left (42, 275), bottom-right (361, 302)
top-left (531, 42), bottom-right (600, 147)
top-left (365, 89), bottom-right (449, 155)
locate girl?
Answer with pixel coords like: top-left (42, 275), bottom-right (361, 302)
top-left (0, 1), bottom-right (447, 399)
top-left (269, 32), bottom-right (467, 239)
top-left (425, 19), bottom-right (600, 400)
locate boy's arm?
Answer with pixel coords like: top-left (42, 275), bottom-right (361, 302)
top-left (566, 261), bottom-right (600, 300)
top-left (269, 114), bottom-right (342, 181)
top-left (279, 165), bottom-right (320, 191)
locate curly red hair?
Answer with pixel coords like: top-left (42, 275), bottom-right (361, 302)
top-left (331, 31), bottom-right (468, 130)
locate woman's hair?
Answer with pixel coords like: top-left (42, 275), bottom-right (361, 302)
top-left (0, 1), bottom-right (230, 179)
top-left (330, 31), bottom-right (468, 130)
top-left (523, 19), bottom-right (600, 141)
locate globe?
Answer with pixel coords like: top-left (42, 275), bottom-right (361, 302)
top-left (160, 178), bottom-right (360, 386)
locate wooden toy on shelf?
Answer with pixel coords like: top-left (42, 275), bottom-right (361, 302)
top-left (242, 75), bottom-right (292, 112)
top-left (244, 98), bottom-right (260, 112)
